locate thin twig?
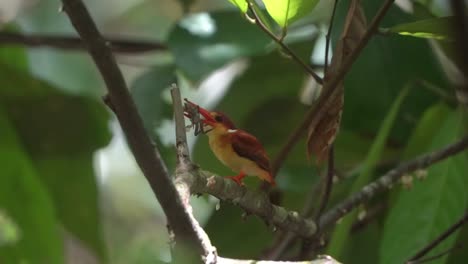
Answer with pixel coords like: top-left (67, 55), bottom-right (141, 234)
top-left (263, 232), bottom-right (296, 260)
top-left (60, 0), bottom-right (207, 257)
top-left (187, 136), bottom-right (468, 242)
top-left (171, 87), bottom-right (217, 263)
top-left (324, 0), bottom-right (339, 74)
top-left (246, 1), bottom-right (323, 85)
top-left (406, 211), bottom-right (468, 263)
top-left (263, 178), bottom-right (323, 260)
top-left (271, 0), bottom-right (396, 176)
top-left (190, 169), bottom-right (318, 238)
top-left (0, 31), bottom-right (167, 53)
top-left (314, 146), bottom-right (335, 221)
top-left (407, 244), bottom-right (462, 264)
top-left (296, 147), bottom-right (335, 259)
top-left (319, 136), bottom-right (468, 229)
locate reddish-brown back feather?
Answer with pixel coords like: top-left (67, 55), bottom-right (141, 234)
top-left (231, 130), bottom-right (271, 173)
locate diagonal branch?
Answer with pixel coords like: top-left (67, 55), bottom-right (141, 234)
top-left (59, 0), bottom-right (207, 257)
top-left (190, 168), bottom-right (318, 237)
top-left (177, 137), bottom-right (468, 241)
top-left (406, 211), bottom-right (468, 263)
top-left (0, 31), bottom-right (167, 53)
top-left (319, 136), bottom-right (468, 229)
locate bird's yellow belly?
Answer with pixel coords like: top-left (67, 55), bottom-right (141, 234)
top-left (209, 136), bottom-right (262, 176)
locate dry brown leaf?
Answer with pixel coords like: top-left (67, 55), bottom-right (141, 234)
top-left (307, 0), bottom-right (367, 163)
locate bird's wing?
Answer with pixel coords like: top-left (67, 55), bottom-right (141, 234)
top-left (231, 130), bottom-right (271, 172)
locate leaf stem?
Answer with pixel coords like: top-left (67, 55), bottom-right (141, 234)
top-left (246, 1), bottom-right (323, 85)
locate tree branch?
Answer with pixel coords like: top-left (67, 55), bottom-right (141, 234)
top-left (171, 87), bottom-right (217, 263)
top-left (190, 169), bottom-right (318, 238)
top-left (319, 136), bottom-right (468, 228)
top-left (271, 0), bottom-right (396, 175)
top-left (0, 31), bottom-right (167, 53)
top-left (60, 0), bottom-right (207, 258)
top-left (246, 1), bottom-right (323, 85)
top-left (406, 211), bottom-right (468, 264)
top-left (314, 146), bottom-right (335, 221)
top-left (217, 255), bottom-right (340, 264)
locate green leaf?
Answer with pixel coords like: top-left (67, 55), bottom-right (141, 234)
top-left (341, 222), bottom-right (382, 264)
top-left (386, 16), bottom-right (454, 41)
top-left (327, 86), bottom-right (410, 258)
top-left (0, 28), bottom-right (28, 72)
top-left (35, 156), bottom-right (108, 262)
top-left (0, 211), bottom-right (21, 247)
top-left (228, 0), bottom-right (248, 12)
top-left (130, 65), bottom-right (176, 140)
top-left (0, 64), bottom-right (111, 262)
top-left (0, 65), bottom-right (110, 155)
top-left (205, 203), bottom-right (273, 257)
top-left (402, 103), bottom-right (451, 159)
top-left (167, 10), bottom-right (271, 81)
top-left (262, 0), bottom-right (319, 28)
top-left (130, 65), bottom-right (178, 171)
top-left (379, 109), bottom-right (467, 264)
top-left (0, 107), bottom-right (64, 264)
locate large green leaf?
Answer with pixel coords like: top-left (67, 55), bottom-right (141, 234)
top-left (385, 16), bottom-right (454, 41)
top-left (327, 86), bottom-right (410, 258)
top-left (130, 65), bottom-right (178, 171)
top-left (262, 0), bottom-right (319, 28)
top-left (227, 0), bottom-right (248, 12)
top-left (379, 109), bottom-right (468, 264)
top-left (0, 107), bottom-right (63, 264)
top-left (332, 1), bottom-right (448, 143)
top-left (17, 0), bottom-right (103, 96)
top-left (341, 222), bottom-right (382, 264)
top-left (130, 65), bottom-right (176, 139)
top-left (0, 64), bottom-right (111, 261)
top-left (0, 211), bottom-right (21, 247)
top-left (402, 103), bottom-right (452, 159)
top-left (167, 10), bottom-right (271, 81)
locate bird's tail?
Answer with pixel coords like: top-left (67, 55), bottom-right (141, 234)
top-left (263, 172), bottom-right (276, 186)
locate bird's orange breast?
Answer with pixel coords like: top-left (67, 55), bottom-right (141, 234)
top-left (208, 133), bottom-right (271, 182)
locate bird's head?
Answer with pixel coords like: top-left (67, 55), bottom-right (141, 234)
top-left (198, 108), bottom-right (236, 134)
top-left (184, 99), bottom-right (236, 135)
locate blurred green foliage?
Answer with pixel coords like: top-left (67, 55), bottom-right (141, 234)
top-left (0, 0), bottom-right (466, 263)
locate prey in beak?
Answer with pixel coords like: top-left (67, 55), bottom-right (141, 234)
top-left (184, 98), bottom-right (215, 135)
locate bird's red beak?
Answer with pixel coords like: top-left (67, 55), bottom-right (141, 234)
top-left (184, 99), bottom-right (216, 125)
top-left (198, 106), bottom-right (216, 126)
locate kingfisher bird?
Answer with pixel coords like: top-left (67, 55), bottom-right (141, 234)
top-left (184, 100), bottom-right (276, 186)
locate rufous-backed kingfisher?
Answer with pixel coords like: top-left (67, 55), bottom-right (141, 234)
top-left (184, 100), bottom-right (276, 186)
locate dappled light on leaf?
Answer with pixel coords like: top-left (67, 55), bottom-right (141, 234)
top-left (228, 0), bottom-right (248, 13)
top-left (262, 0), bottom-right (319, 29)
top-left (385, 16), bottom-right (454, 41)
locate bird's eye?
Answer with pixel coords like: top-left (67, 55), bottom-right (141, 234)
top-left (214, 115), bottom-right (223, 122)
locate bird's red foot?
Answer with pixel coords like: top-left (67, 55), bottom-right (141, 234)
top-left (228, 172), bottom-right (246, 186)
